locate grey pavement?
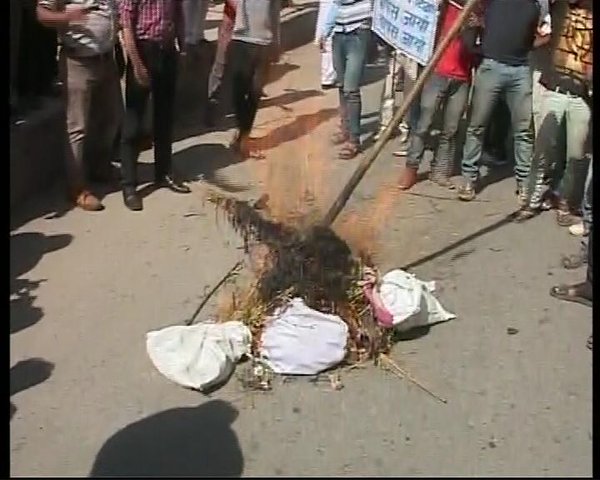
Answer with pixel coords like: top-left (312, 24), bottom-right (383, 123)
top-left (10, 1), bottom-right (592, 476)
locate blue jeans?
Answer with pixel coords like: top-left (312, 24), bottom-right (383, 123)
top-left (332, 28), bottom-right (369, 145)
top-left (406, 73), bottom-right (469, 176)
top-left (526, 88), bottom-right (592, 209)
top-left (461, 59), bottom-right (534, 184)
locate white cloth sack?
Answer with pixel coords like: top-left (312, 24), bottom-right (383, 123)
top-left (378, 269), bottom-right (456, 331)
top-left (260, 298), bottom-right (348, 375)
top-left (146, 321), bottom-right (252, 391)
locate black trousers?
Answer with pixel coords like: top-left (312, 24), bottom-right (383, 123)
top-left (121, 42), bottom-right (177, 187)
top-left (226, 40), bottom-right (270, 136)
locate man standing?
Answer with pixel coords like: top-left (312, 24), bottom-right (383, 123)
top-left (517, 0), bottom-right (592, 222)
top-left (457, 0), bottom-right (549, 203)
top-left (227, 0), bottom-right (281, 157)
top-left (398, 0), bottom-right (480, 190)
top-left (319, 0), bottom-right (373, 160)
top-left (119, 0), bottom-right (190, 211)
top-left (37, 0), bottom-right (122, 212)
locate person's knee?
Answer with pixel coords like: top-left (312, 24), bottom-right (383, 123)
top-left (343, 89), bottom-right (360, 102)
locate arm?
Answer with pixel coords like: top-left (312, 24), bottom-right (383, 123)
top-left (533, 11), bottom-right (552, 48)
top-left (320, 0), bottom-right (340, 41)
top-left (36, 0), bottom-right (89, 27)
top-left (120, 0), bottom-right (150, 85)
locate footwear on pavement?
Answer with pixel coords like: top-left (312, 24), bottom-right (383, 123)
top-left (398, 166), bottom-right (418, 190)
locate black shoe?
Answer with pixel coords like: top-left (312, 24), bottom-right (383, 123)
top-left (157, 174), bottom-right (191, 194)
top-left (123, 188), bottom-right (143, 211)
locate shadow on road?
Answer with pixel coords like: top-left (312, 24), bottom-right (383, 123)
top-left (10, 358), bottom-right (55, 420)
top-left (10, 232), bottom-right (73, 335)
top-left (174, 143), bottom-right (250, 192)
top-left (403, 213), bottom-right (516, 270)
top-left (89, 400), bottom-right (243, 478)
top-left (250, 107), bottom-right (338, 151)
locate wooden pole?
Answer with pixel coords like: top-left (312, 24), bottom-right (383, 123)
top-left (321, 0), bottom-right (482, 227)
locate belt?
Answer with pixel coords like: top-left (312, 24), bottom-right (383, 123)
top-left (138, 39), bottom-right (176, 50)
top-left (64, 49), bottom-right (114, 61)
top-left (540, 78), bottom-right (587, 98)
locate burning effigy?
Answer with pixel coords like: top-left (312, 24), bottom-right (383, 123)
top-left (207, 191), bottom-right (392, 365)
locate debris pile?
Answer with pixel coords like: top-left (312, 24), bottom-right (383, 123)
top-left (208, 192), bottom-right (392, 364)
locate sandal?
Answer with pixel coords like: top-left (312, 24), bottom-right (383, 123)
top-left (513, 207), bottom-right (539, 223)
top-left (549, 282), bottom-right (592, 307)
top-left (338, 142), bottom-right (360, 160)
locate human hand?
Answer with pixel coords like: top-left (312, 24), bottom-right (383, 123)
top-left (318, 37), bottom-right (326, 53)
top-left (133, 62), bottom-right (150, 87)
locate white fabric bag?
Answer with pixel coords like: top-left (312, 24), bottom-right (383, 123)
top-left (260, 298), bottom-right (348, 375)
top-left (378, 269), bottom-right (456, 331)
top-left (146, 321), bottom-right (252, 391)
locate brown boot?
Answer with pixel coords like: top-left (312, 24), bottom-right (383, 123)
top-left (398, 166), bottom-right (418, 190)
top-left (73, 190), bottom-right (104, 211)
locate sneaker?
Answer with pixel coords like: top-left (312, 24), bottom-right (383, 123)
top-left (569, 222), bottom-right (589, 236)
top-left (457, 177), bottom-right (476, 202)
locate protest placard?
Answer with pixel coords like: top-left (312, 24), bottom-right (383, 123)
top-left (372, 0), bottom-right (440, 66)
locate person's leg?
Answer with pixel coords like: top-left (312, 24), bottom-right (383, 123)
top-left (339, 28), bottom-right (369, 157)
top-left (434, 79), bottom-right (469, 183)
top-left (63, 56), bottom-right (103, 210)
top-left (183, 0), bottom-right (200, 46)
top-left (152, 47), bottom-right (181, 185)
top-left (376, 46), bottom-right (395, 138)
top-left (401, 74), bottom-right (446, 185)
top-left (503, 64), bottom-right (534, 195)
top-left (459, 59), bottom-right (504, 199)
top-left (321, 37), bottom-right (337, 87)
top-left (560, 96), bottom-right (592, 216)
top-left (525, 88), bottom-right (566, 210)
top-left (581, 158), bottom-right (593, 231)
top-left (551, 221), bottom-right (593, 305)
top-left (88, 58), bottom-right (123, 181)
top-left (198, 0), bottom-right (210, 42)
top-left (332, 32), bottom-right (349, 142)
top-left (121, 53), bottom-right (151, 200)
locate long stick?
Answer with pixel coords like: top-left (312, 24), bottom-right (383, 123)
top-left (380, 353), bottom-right (448, 404)
top-left (321, 0), bottom-right (481, 227)
top-left (184, 260), bottom-right (244, 326)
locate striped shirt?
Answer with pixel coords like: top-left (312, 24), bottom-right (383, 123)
top-left (119, 0), bottom-right (182, 43)
top-left (38, 0), bottom-right (118, 57)
top-left (322, 0), bottom-right (373, 38)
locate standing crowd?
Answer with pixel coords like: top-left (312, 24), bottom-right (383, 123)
top-left (15, 0), bottom-right (593, 346)
top-left (316, 0), bottom-right (592, 346)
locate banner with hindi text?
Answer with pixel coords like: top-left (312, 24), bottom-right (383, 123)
top-left (372, 0), bottom-right (440, 66)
